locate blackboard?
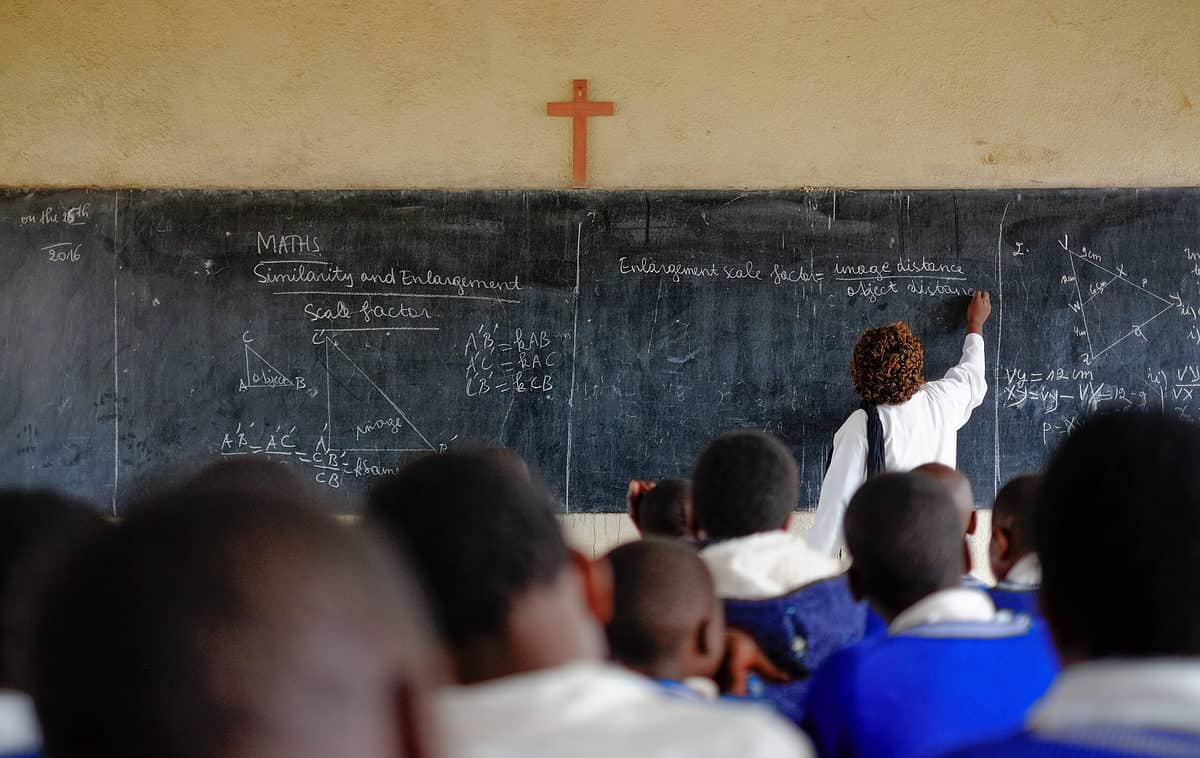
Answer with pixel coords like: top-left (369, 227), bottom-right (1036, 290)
top-left (0, 192), bottom-right (118, 509)
top-left (3, 189), bottom-right (1199, 513)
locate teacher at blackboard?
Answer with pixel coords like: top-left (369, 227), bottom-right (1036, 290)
top-left (807, 291), bottom-right (992, 556)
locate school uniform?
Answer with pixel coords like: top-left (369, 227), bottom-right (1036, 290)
top-left (943, 661), bottom-right (1200, 757)
top-left (440, 661), bottom-right (814, 758)
top-left (700, 532), bottom-right (859, 723)
top-left (699, 531), bottom-right (842, 600)
top-left (654, 677), bottom-right (719, 702)
top-left (864, 574), bottom-right (994, 637)
top-left (989, 554), bottom-right (1042, 616)
top-left (0, 692), bottom-right (40, 758)
top-left (803, 587), bottom-right (1058, 758)
top-left (808, 333), bottom-right (988, 556)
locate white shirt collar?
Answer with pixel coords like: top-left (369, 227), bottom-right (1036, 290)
top-left (441, 662), bottom-right (653, 726)
top-left (888, 587), bottom-right (996, 635)
top-left (1003, 553), bottom-right (1042, 587)
top-left (0, 691), bottom-right (40, 753)
top-left (1030, 659), bottom-right (1200, 738)
top-left (699, 531), bottom-right (841, 600)
top-left (440, 661), bottom-right (813, 758)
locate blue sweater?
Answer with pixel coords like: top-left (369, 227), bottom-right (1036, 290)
top-left (942, 727), bottom-right (1200, 757)
top-left (988, 582), bottom-right (1040, 617)
top-left (803, 617), bottom-right (1058, 758)
top-left (722, 574), bottom-right (867, 724)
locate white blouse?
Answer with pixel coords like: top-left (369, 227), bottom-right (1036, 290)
top-left (807, 333), bottom-right (988, 556)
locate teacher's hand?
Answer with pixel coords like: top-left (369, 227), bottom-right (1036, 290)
top-left (967, 290), bottom-right (992, 335)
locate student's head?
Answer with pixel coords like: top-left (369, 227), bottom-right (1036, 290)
top-left (912, 462), bottom-right (976, 573)
top-left (477, 446), bottom-right (532, 481)
top-left (1038, 412), bottom-right (1200, 663)
top-left (912, 463), bottom-right (975, 534)
top-left (368, 451), bottom-right (609, 684)
top-left (850, 322), bottom-right (926, 405)
top-left (692, 431), bottom-right (799, 539)
top-left (186, 456), bottom-right (312, 498)
top-left (628, 479), bottom-right (695, 539)
top-left (844, 472), bottom-right (964, 621)
top-left (605, 539), bottom-right (724, 682)
top-left (989, 474), bottom-right (1042, 581)
top-left (0, 490), bottom-right (107, 692)
top-left (32, 486), bottom-right (442, 758)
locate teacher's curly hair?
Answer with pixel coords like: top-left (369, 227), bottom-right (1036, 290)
top-left (850, 322), bottom-right (926, 405)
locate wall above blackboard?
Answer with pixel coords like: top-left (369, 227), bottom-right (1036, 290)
top-left (3, 189), bottom-right (1198, 513)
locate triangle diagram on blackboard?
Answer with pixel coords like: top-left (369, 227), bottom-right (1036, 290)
top-left (321, 337), bottom-right (437, 454)
top-left (1060, 236), bottom-right (1176, 364)
top-left (241, 342), bottom-right (295, 389)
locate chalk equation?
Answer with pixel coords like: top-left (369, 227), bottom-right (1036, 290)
top-left (464, 324), bottom-right (563, 397)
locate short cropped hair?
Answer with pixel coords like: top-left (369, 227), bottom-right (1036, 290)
top-left (606, 539), bottom-right (714, 669)
top-left (850, 322), bottom-right (925, 405)
top-left (186, 457), bottom-right (312, 498)
top-left (993, 474), bottom-right (1042, 558)
top-left (692, 431), bottom-right (799, 539)
top-left (32, 486), bottom-right (427, 758)
top-left (367, 451), bottom-right (569, 646)
top-left (1038, 412), bottom-right (1200, 659)
top-left (635, 479), bottom-right (693, 538)
top-left (845, 472), bottom-right (963, 615)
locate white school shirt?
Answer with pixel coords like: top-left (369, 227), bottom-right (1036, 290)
top-left (699, 531), bottom-right (842, 600)
top-left (0, 691), bottom-right (40, 756)
top-left (440, 661), bottom-right (814, 758)
top-left (1029, 660), bottom-right (1200, 742)
top-left (807, 333), bottom-right (988, 556)
top-left (888, 587), bottom-right (998, 635)
top-left (1003, 553), bottom-right (1042, 588)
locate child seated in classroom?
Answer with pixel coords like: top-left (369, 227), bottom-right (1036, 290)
top-left (627, 479), bottom-right (696, 539)
top-left (864, 462), bottom-right (988, 637)
top-left (987, 474), bottom-right (1042, 616)
top-left (0, 490), bottom-right (108, 758)
top-left (605, 538), bottom-right (787, 701)
top-left (694, 430), bottom-right (843, 601)
top-left (368, 451), bottom-right (813, 758)
top-left (947, 413), bottom-right (1200, 757)
top-left (606, 538), bottom-right (726, 698)
top-left (30, 475), bottom-right (443, 758)
top-left (802, 471), bottom-right (1057, 758)
top-left (693, 431), bottom-right (862, 723)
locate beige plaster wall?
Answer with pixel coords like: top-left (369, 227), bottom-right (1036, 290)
top-left (2, 0), bottom-right (1199, 189)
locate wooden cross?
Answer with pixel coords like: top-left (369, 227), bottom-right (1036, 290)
top-left (547, 79), bottom-right (614, 188)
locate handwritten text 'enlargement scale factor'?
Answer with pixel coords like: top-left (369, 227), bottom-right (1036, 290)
top-left (616, 254), bottom-right (975, 303)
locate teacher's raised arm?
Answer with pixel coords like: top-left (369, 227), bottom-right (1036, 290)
top-left (806, 292), bottom-right (992, 556)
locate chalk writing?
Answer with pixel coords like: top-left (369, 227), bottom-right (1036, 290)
top-left (303, 299), bottom-right (434, 323)
top-left (257, 232), bottom-right (321, 256)
top-left (254, 260), bottom-right (354, 287)
top-left (237, 333), bottom-right (306, 392)
top-left (398, 269), bottom-right (521, 296)
top-left (20, 203), bottom-right (90, 226)
top-left (770, 263), bottom-right (825, 285)
top-left (619, 256), bottom-right (721, 283)
top-left (42, 242), bottom-right (82, 263)
top-left (464, 324), bottom-right (561, 397)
